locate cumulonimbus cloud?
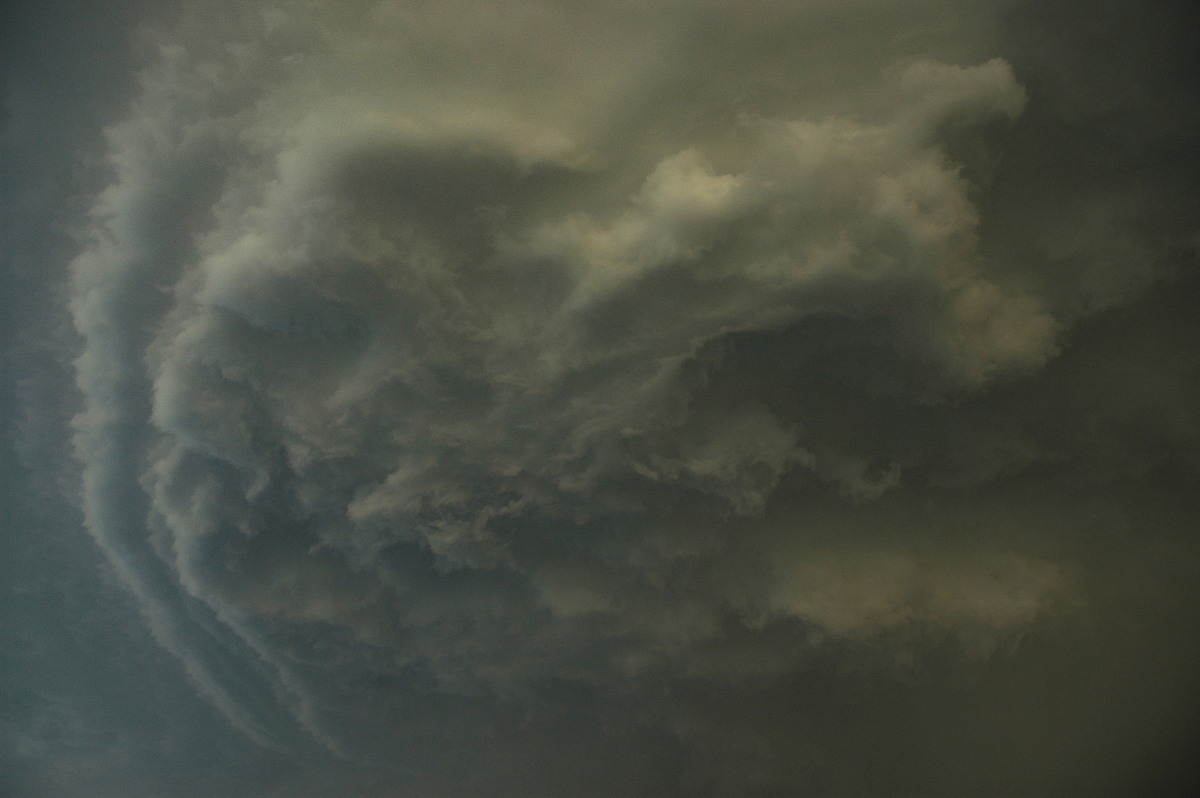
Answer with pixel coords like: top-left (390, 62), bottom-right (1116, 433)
top-left (60, 0), bottom-right (1196, 790)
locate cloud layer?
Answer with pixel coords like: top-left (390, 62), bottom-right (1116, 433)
top-left (5, 0), bottom-right (1198, 795)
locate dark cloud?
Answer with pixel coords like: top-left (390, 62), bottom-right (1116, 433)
top-left (4, 0), bottom-right (1199, 795)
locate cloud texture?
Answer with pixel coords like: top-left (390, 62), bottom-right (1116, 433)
top-left (5, 0), bottom-right (1199, 795)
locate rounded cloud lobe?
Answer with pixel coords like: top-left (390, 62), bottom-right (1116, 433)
top-left (59, 1), bottom-right (1200, 794)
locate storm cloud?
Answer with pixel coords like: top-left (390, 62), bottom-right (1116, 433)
top-left (4, 0), bottom-right (1199, 795)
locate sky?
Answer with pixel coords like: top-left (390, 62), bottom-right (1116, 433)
top-left (2, 0), bottom-right (1199, 795)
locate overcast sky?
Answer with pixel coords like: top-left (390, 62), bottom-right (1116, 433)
top-left (3, 1), bottom-right (1199, 796)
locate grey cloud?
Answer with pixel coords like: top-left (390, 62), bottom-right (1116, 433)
top-left (5, 0), bottom-right (1199, 795)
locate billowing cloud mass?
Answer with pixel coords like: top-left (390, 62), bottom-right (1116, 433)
top-left (3, 0), bottom-right (1199, 795)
